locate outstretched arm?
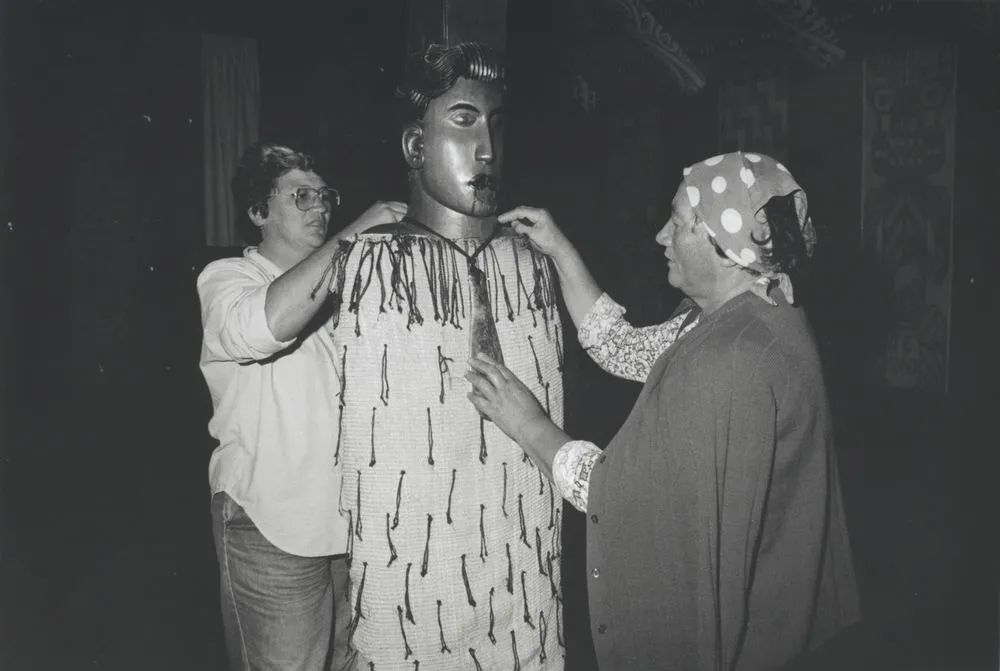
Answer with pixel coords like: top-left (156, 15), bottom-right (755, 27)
top-left (466, 355), bottom-right (601, 513)
top-left (263, 201), bottom-right (407, 341)
top-left (498, 207), bottom-right (695, 382)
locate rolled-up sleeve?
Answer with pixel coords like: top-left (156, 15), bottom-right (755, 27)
top-left (577, 293), bottom-right (696, 383)
top-left (197, 262), bottom-right (295, 363)
top-left (552, 440), bottom-right (604, 513)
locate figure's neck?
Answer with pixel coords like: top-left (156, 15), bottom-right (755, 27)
top-left (408, 190), bottom-right (498, 240)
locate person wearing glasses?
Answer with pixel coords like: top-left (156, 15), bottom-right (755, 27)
top-left (197, 142), bottom-right (407, 671)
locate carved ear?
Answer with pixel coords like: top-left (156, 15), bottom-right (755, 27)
top-left (402, 123), bottom-right (424, 169)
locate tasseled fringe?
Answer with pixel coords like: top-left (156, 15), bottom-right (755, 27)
top-left (328, 236), bottom-right (559, 337)
top-left (379, 345), bottom-right (389, 405)
top-left (421, 514), bottom-right (433, 577)
top-left (478, 416), bottom-right (488, 464)
top-left (547, 553), bottom-right (558, 597)
top-left (336, 345), bottom-right (348, 408)
top-left (461, 554), bottom-right (476, 607)
top-left (437, 600), bottom-right (452, 654)
top-left (355, 472), bottom-right (363, 541)
top-left (404, 563), bottom-right (415, 624)
top-left (518, 495), bottom-right (531, 549)
top-left (369, 407), bottom-right (377, 467)
top-left (527, 335), bottom-right (544, 386)
top-left (385, 513), bottom-right (398, 567)
top-left (539, 610), bottom-right (549, 663)
top-left (505, 543), bottom-right (514, 594)
top-left (511, 631), bottom-right (521, 671)
top-left (479, 504), bottom-right (489, 562)
top-left (437, 347), bottom-right (453, 405)
top-left (348, 562), bottom-right (368, 645)
top-left (548, 482), bottom-right (555, 530)
top-left (312, 239), bottom-right (355, 303)
top-left (469, 648), bottom-right (483, 671)
top-left (346, 509), bottom-right (354, 568)
top-left (446, 469), bottom-right (457, 525)
top-left (538, 465), bottom-right (545, 496)
top-left (556, 596), bottom-right (565, 648)
top-left (552, 508), bottom-right (562, 559)
top-left (501, 462), bottom-right (508, 517)
top-left (347, 242), bottom-right (376, 337)
top-left (520, 571), bottom-right (535, 629)
top-left (426, 408), bottom-right (435, 466)
top-left (334, 402), bottom-right (345, 467)
top-left (390, 471), bottom-right (405, 530)
top-left (488, 587), bottom-right (497, 644)
top-left (555, 328), bottom-right (564, 372)
top-left (333, 345), bottom-right (347, 466)
top-left (535, 528), bottom-right (546, 576)
top-left (397, 605), bottom-right (413, 659)
top-left (484, 246), bottom-right (515, 322)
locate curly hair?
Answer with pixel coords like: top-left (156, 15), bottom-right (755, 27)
top-left (709, 191), bottom-right (818, 289)
top-left (396, 42), bottom-right (506, 120)
top-left (228, 143), bottom-right (314, 244)
top-left (752, 191), bottom-right (815, 275)
top-left (231, 143), bottom-right (315, 221)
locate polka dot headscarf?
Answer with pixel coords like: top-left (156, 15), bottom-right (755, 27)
top-left (682, 151), bottom-right (813, 304)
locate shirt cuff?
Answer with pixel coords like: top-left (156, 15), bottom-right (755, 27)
top-left (246, 284), bottom-right (297, 353)
top-left (577, 293), bottom-right (626, 350)
top-left (552, 440), bottom-right (603, 513)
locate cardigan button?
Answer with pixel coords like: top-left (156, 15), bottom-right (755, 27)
top-left (597, 624), bottom-right (607, 634)
top-left (590, 514), bottom-right (599, 523)
top-left (591, 567), bottom-right (600, 579)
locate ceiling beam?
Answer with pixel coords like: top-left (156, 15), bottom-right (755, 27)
top-left (757, 0), bottom-right (845, 69)
top-left (603, 0), bottom-right (706, 93)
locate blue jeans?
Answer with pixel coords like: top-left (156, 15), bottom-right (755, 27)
top-left (211, 492), bottom-right (352, 671)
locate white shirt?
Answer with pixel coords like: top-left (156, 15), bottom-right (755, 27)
top-left (197, 248), bottom-right (348, 557)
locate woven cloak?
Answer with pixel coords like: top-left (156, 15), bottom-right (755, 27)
top-left (328, 231), bottom-right (566, 670)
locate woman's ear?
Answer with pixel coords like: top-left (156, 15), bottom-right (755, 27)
top-left (402, 122), bottom-right (424, 169)
top-left (248, 206), bottom-right (266, 228)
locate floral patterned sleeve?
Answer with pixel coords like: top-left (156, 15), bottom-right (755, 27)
top-left (576, 293), bottom-right (698, 383)
top-left (552, 440), bottom-right (603, 513)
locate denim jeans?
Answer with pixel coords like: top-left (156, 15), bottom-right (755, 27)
top-left (211, 492), bottom-right (352, 671)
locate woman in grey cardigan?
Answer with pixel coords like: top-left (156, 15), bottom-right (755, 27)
top-left (466, 151), bottom-right (859, 670)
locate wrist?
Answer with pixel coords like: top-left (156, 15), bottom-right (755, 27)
top-left (551, 242), bottom-right (580, 271)
top-left (517, 415), bottom-right (556, 449)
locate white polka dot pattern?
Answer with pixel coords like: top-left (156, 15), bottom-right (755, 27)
top-left (686, 185), bottom-right (700, 207)
top-left (721, 208), bottom-right (743, 233)
top-left (679, 150), bottom-right (805, 277)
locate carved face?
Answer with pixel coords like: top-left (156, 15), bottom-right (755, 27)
top-left (405, 77), bottom-right (505, 218)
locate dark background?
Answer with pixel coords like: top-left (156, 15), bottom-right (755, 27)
top-left (2, 0), bottom-right (997, 668)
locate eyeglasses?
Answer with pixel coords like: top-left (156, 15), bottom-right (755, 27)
top-left (277, 186), bottom-right (342, 211)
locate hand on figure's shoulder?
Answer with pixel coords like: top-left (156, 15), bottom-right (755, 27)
top-left (359, 221), bottom-right (419, 235)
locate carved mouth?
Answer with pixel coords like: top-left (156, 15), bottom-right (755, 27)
top-left (468, 174), bottom-right (499, 191)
